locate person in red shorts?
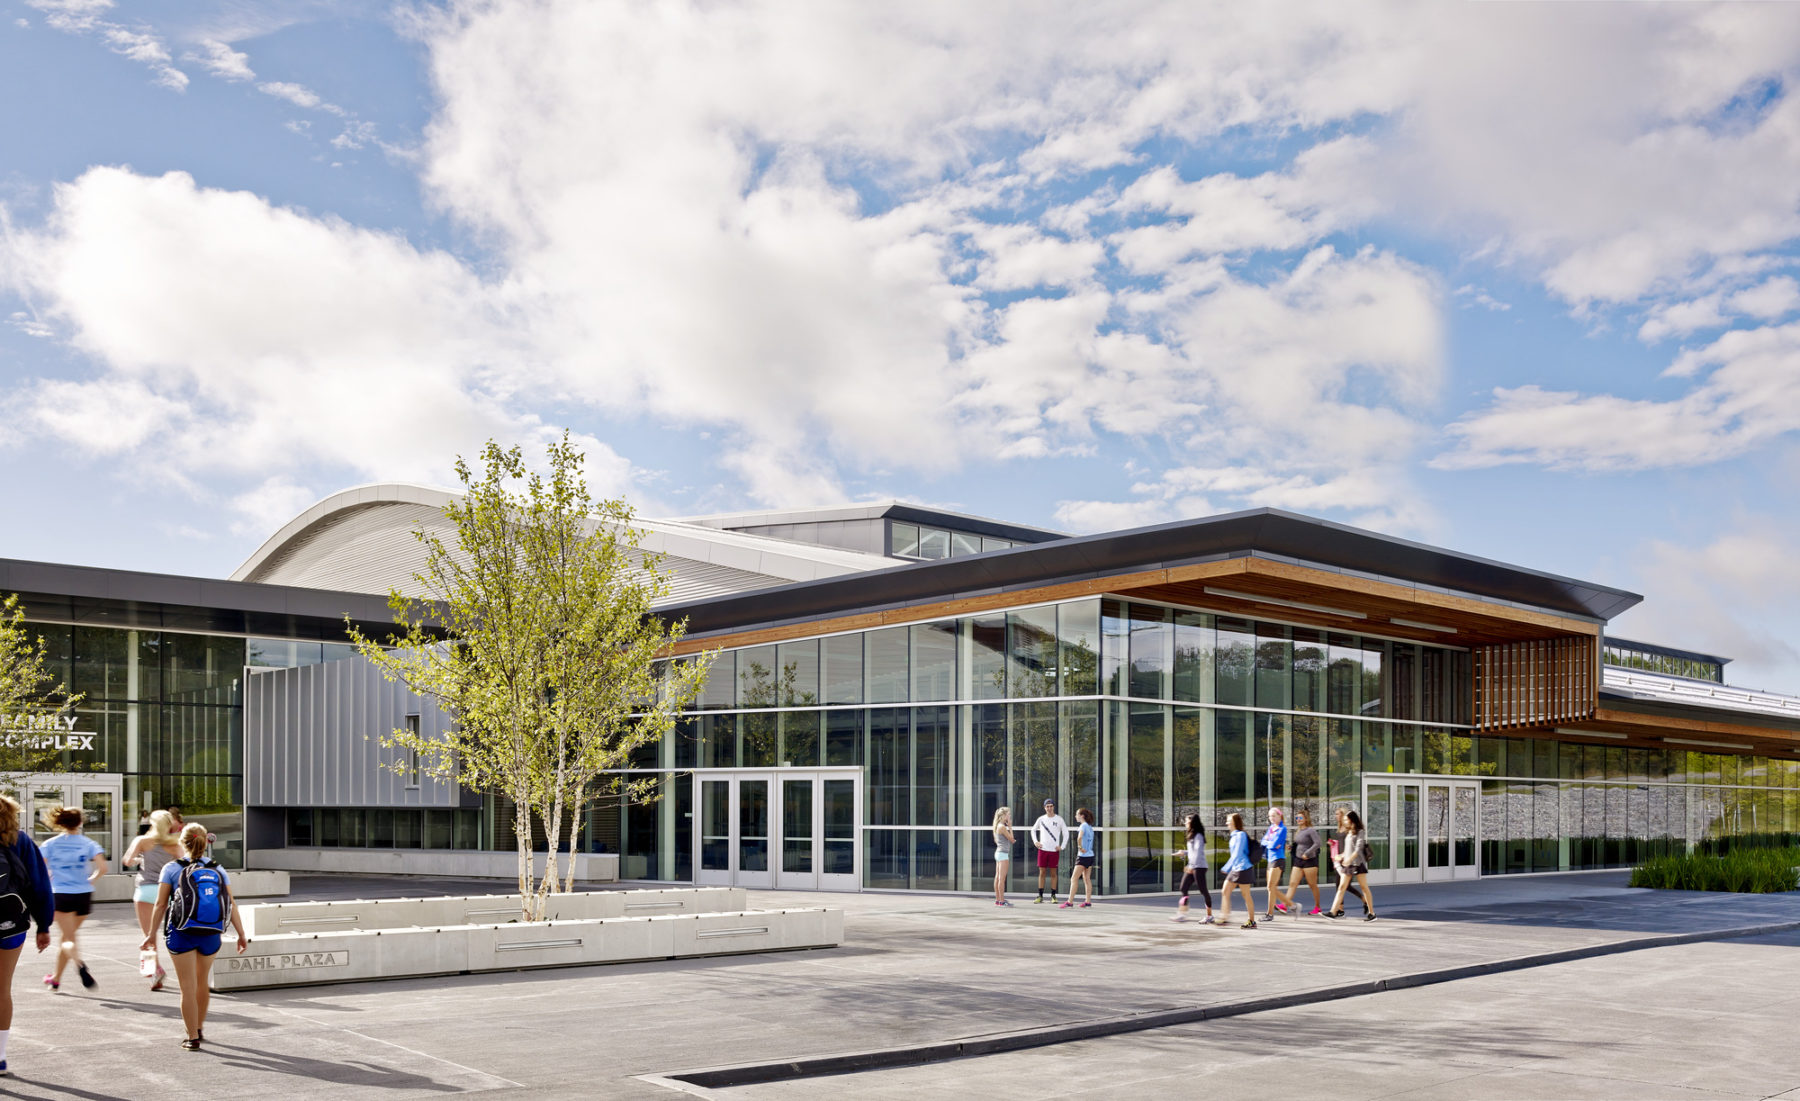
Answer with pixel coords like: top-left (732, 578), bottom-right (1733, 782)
top-left (1030, 798), bottom-right (1067, 905)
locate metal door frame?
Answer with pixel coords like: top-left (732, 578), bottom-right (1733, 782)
top-left (691, 767), bottom-right (861, 892)
top-left (1361, 773), bottom-right (1480, 886)
top-left (6, 772), bottom-right (124, 864)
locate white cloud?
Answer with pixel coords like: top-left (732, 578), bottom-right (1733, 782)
top-left (26, 0), bottom-right (187, 90)
top-left (188, 39), bottom-right (252, 82)
top-left (1051, 497), bottom-right (1179, 534)
top-left (1610, 523), bottom-right (1800, 693)
top-left (257, 81), bottom-right (323, 110)
top-left (15, 1), bottom-right (1800, 531)
top-left (1729, 274), bottom-right (1800, 320)
top-left (1437, 320), bottom-right (1800, 471)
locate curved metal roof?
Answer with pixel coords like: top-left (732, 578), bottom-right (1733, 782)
top-left (231, 483), bottom-right (900, 603)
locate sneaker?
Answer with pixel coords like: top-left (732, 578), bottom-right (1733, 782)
top-left (41, 975), bottom-right (57, 991)
top-left (0, 1058), bottom-right (8, 1075)
top-left (1276, 902), bottom-right (1289, 913)
top-left (77, 964), bottom-right (95, 990)
top-left (1309, 907), bottom-right (1323, 916)
top-left (1242, 919), bottom-right (1257, 929)
top-left (1202, 915), bottom-right (1217, 925)
top-left (1364, 913), bottom-right (1377, 922)
top-left (1057, 901), bottom-right (1073, 909)
top-left (151, 966), bottom-right (165, 992)
top-left (995, 900), bottom-right (1014, 907)
top-left (1033, 896), bottom-right (1045, 904)
top-left (1170, 912), bottom-right (1188, 923)
top-left (181, 1039), bottom-right (201, 1051)
top-left (1079, 902), bottom-right (1091, 908)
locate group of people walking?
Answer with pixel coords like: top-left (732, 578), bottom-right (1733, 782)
top-left (992, 800), bottom-right (1378, 925)
top-left (0, 797), bottom-right (248, 1069)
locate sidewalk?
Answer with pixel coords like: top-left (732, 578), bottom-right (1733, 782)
top-left (3, 873), bottom-right (1795, 1100)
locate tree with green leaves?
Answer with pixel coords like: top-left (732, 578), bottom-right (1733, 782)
top-left (0, 594), bottom-right (85, 784)
top-left (350, 434), bottom-right (711, 921)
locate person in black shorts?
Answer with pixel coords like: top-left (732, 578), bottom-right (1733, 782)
top-left (39, 807), bottom-right (106, 992)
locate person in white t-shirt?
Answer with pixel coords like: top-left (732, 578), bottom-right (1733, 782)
top-left (1030, 798), bottom-right (1068, 905)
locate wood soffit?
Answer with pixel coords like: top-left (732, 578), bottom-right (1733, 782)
top-left (662, 557), bottom-right (1601, 658)
top-left (1502, 708), bottom-right (1800, 758)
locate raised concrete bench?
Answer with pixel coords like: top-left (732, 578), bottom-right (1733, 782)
top-left (93, 870), bottom-right (291, 903)
top-left (243, 886), bottom-right (746, 937)
top-left (250, 848), bottom-right (620, 882)
top-left (212, 907), bottom-right (843, 990)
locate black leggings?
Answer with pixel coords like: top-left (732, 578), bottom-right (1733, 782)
top-left (1179, 868), bottom-right (1212, 909)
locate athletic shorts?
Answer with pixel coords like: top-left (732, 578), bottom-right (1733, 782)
top-left (1075, 854), bottom-right (1096, 868)
top-left (53, 892), bottom-right (92, 917)
top-left (133, 882), bottom-right (160, 904)
top-left (1225, 868), bottom-right (1257, 884)
top-left (0, 932), bottom-right (26, 951)
top-left (1266, 858), bottom-right (1288, 874)
top-left (1036, 851), bottom-right (1060, 870)
top-left (166, 929), bottom-right (222, 956)
top-left (995, 849), bottom-right (1010, 862)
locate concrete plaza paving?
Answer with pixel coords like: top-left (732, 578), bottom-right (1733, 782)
top-left (0, 872), bottom-right (1795, 1099)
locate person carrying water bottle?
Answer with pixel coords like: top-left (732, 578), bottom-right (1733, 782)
top-left (142, 823), bottom-right (248, 1049)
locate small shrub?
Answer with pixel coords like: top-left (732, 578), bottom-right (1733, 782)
top-left (1630, 846), bottom-right (1800, 893)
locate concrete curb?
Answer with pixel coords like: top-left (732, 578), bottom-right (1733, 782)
top-left (665, 917), bottom-right (1800, 1090)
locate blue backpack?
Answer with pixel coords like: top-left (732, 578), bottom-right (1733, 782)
top-left (167, 858), bottom-right (230, 934)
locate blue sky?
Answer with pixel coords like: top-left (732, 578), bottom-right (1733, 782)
top-left (4, 2), bottom-right (1800, 691)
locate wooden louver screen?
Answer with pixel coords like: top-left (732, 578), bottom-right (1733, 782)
top-left (1472, 636), bottom-right (1597, 732)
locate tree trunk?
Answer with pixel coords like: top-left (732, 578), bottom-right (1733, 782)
top-left (562, 796), bottom-right (584, 895)
top-left (513, 794), bottom-right (538, 922)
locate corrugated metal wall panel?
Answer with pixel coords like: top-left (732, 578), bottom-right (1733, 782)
top-left (244, 656), bottom-right (462, 808)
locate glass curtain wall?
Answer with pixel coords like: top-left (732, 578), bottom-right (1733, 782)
top-left (624, 596), bottom-right (1798, 892)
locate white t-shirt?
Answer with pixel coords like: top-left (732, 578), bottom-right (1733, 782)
top-left (1031, 813), bottom-right (1068, 853)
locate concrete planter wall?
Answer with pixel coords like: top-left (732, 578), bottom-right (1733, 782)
top-left (244, 887), bottom-right (747, 937)
top-left (93, 870), bottom-right (290, 903)
top-left (213, 906), bottom-right (844, 991)
top-left (248, 847), bottom-right (619, 882)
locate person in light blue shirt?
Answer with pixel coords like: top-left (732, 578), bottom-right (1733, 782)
top-left (39, 807), bottom-right (106, 992)
top-left (1261, 809), bottom-right (1289, 921)
top-left (1059, 808), bottom-right (1098, 909)
top-left (1216, 812), bottom-right (1259, 929)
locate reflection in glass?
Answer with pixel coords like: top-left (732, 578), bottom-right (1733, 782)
top-left (739, 780), bottom-right (769, 873)
top-left (701, 781), bottom-right (730, 871)
top-left (782, 779), bottom-right (813, 874)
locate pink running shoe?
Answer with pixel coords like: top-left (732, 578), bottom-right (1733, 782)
top-left (1308, 907), bottom-right (1323, 916)
top-left (1276, 902), bottom-right (1289, 913)
top-left (1079, 902), bottom-right (1091, 908)
top-left (1058, 901), bottom-right (1073, 909)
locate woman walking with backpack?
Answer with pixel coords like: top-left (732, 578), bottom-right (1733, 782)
top-left (40, 807), bottom-right (107, 991)
top-left (0, 796), bottom-right (55, 1075)
top-left (1167, 813), bottom-right (1213, 924)
top-left (121, 810), bottom-right (182, 991)
top-left (1215, 813), bottom-right (1259, 929)
top-left (1327, 809), bottom-right (1377, 921)
top-left (142, 823), bottom-right (248, 1049)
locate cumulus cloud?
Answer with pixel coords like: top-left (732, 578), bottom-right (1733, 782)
top-left (1610, 523), bottom-right (1800, 692)
top-left (11, 1), bottom-right (1800, 534)
top-left (1438, 319), bottom-right (1800, 471)
top-left (188, 39), bottom-right (252, 82)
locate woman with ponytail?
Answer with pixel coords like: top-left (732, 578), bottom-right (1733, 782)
top-left (122, 810), bottom-right (182, 990)
top-left (0, 795), bottom-right (54, 1075)
top-left (143, 823), bottom-right (247, 1049)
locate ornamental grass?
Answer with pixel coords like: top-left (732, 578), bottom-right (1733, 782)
top-left (1629, 846), bottom-right (1800, 893)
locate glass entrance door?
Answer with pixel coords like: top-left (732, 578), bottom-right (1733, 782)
top-left (1423, 781), bottom-right (1480, 881)
top-left (693, 769), bottom-right (861, 891)
top-left (10, 774), bottom-right (122, 868)
top-left (1363, 775), bottom-right (1479, 886)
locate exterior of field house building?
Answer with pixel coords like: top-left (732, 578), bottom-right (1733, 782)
top-left (5, 482), bottom-right (1799, 897)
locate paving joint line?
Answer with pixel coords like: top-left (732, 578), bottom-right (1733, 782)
top-left (651, 917), bottom-right (1800, 1092)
